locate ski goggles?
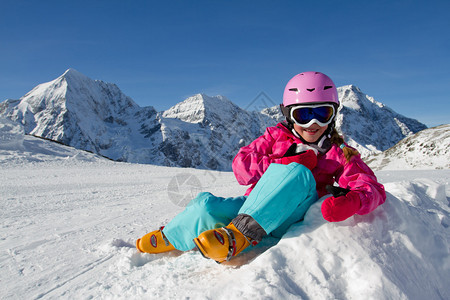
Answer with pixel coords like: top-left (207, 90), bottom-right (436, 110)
top-left (290, 104), bottom-right (336, 128)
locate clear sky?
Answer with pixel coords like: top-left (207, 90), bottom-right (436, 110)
top-left (1, 0), bottom-right (449, 127)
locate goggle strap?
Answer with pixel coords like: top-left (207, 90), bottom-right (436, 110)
top-left (280, 104), bottom-right (291, 118)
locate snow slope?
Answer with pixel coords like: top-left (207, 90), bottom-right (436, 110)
top-left (367, 124), bottom-right (450, 170)
top-left (1, 122), bottom-right (449, 299)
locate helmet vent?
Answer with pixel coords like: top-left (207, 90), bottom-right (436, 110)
top-left (324, 86), bottom-right (333, 90)
top-left (306, 88), bottom-right (315, 92)
top-left (289, 88), bottom-right (299, 92)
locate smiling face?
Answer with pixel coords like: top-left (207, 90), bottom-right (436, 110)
top-left (294, 123), bottom-right (328, 143)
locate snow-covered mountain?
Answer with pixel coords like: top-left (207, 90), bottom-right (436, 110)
top-left (0, 69), bottom-right (162, 163)
top-left (0, 69), bottom-right (427, 170)
top-left (366, 124), bottom-right (450, 170)
top-left (159, 93), bottom-right (274, 169)
top-left (0, 70), bottom-right (275, 170)
top-left (336, 85), bottom-right (427, 156)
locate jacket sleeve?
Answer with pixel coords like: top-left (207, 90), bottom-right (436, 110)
top-left (232, 128), bottom-right (283, 186)
top-left (336, 155), bottom-right (386, 215)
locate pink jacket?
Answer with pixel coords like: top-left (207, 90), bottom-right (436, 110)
top-left (232, 123), bottom-right (386, 216)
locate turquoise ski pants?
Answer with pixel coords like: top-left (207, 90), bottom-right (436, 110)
top-left (163, 162), bottom-right (318, 251)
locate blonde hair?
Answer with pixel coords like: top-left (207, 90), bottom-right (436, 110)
top-left (329, 128), bottom-right (359, 163)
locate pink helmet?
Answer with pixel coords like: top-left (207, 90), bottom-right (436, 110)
top-left (282, 72), bottom-right (339, 106)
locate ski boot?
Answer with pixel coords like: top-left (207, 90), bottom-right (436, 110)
top-left (136, 226), bottom-right (175, 253)
top-left (193, 222), bottom-right (257, 263)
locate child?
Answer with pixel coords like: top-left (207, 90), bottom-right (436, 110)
top-left (136, 71), bottom-right (386, 263)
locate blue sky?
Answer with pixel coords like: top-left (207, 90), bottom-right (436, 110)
top-left (1, 0), bottom-right (449, 127)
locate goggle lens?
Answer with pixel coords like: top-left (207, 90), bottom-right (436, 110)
top-left (291, 105), bottom-right (335, 126)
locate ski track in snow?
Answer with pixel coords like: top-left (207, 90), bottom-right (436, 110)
top-left (1, 134), bottom-right (449, 299)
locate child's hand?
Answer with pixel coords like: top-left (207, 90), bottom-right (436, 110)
top-left (321, 191), bottom-right (361, 222)
top-left (280, 148), bottom-right (317, 170)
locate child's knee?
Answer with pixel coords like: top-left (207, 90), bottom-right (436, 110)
top-left (188, 192), bottom-right (223, 212)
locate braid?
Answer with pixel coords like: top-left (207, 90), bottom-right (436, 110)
top-left (330, 128), bottom-right (359, 163)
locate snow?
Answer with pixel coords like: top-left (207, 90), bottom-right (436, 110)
top-left (367, 124), bottom-right (450, 170)
top-left (0, 116), bottom-right (24, 150)
top-left (1, 122), bottom-right (449, 299)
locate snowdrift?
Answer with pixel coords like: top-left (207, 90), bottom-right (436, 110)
top-left (1, 120), bottom-right (449, 299)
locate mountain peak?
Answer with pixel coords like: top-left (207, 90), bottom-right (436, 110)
top-left (336, 85), bottom-right (427, 155)
top-left (62, 68), bottom-right (81, 76)
top-left (185, 93), bottom-right (231, 105)
top-left (341, 84), bottom-right (361, 92)
top-left (338, 85), bottom-right (385, 109)
top-left (162, 93), bottom-right (235, 123)
top-left (338, 85), bottom-right (367, 100)
top-left (58, 68), bottom-right (93, 85)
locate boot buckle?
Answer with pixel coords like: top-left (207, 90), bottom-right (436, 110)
top-left (222, 227), bottom-right (237, 261)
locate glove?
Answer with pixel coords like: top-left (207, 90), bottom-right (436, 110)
top-left (321, 191), bottom-right (361, 222)
top-left (281, 144), bottom-right (317, 171)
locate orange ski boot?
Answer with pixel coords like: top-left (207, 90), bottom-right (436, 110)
top-left (136, 226), bottom-right (175, 253)
top-left (193, 222), bottom-right (256, 263)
